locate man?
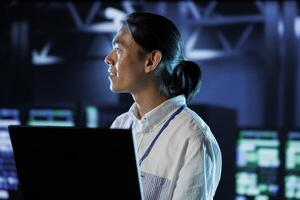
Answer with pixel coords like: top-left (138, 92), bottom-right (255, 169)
top-left (105, 12), bottom-right (222, 200)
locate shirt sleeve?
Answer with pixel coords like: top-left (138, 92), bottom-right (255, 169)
top-left (171, 132), bottom-right (222, 200)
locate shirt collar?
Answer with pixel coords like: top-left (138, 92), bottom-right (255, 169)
top-left (128, 95), bottom-right (186, 133)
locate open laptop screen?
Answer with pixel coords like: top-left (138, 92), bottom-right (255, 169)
top-left (8, 126), bottom-right (143, 200)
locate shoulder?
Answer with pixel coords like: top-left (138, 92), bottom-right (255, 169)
top-left (178, 106), bottom-right (222, 162)
top-left (173, 106), bottom-right (220, 148)
top-left (182, 106), bottom-right (221, 159)
top-left (178, 107), bottom-right (211, 138)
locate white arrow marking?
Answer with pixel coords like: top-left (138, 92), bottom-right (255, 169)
top-left (32, 43), bottom-right (63, 65)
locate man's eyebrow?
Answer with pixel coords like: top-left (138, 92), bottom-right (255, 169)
top-left (112, 38), bottom-right (126, 47)
top-left (112, 38), bottom-right (117, 46)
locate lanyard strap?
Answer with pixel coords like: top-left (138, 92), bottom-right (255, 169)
top-left (130, 104), bottom-right (187, 166)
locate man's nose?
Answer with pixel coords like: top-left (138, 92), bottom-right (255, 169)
top-left (104, 52), bottom-right (113, 66)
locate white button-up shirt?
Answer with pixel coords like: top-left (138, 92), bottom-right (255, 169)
top-left (111, 95), bottom-right (222, 200)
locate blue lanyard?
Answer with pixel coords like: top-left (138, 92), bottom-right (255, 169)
top-left (130, 104), bottom-right (187, 166)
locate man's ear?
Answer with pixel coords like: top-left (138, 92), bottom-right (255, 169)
top-left (145, 50), bottom-right (162, 73)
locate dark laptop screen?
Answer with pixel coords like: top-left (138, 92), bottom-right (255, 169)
top-left (8, 126), bottom-right (143, 200)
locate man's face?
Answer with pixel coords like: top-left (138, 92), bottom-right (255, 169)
top-left (104, 26), bottom-right (148, 93)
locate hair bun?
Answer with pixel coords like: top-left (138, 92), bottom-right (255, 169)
top-left (172, 60), bottom-right (202, 102)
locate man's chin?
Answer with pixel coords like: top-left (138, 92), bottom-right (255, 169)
top-left (110, 88), bottom-right (118, 92)
top-left (110, 86), bottom-right (130, 94)
top-left (110, 86), bottom-right (123, 93)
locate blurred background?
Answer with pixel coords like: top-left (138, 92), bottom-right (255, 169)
top-left (0, 1), bottom-right (299, 200)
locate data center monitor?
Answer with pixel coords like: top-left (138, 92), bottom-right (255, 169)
top-left (235, 129), bottom-right (280, 200)
top-left (84, 105), bottom-right (128, 128)
top-left (0, 108), bottom-right (20, 199)
top-left (85, 106), bottom-right (99, 128)
top-left (285, 131), bottom-right (300, 199)
top-left (27, 108), bottom-right (74, 127)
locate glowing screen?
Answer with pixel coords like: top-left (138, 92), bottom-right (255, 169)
top-left (0, 109), bottom-right (20, 199)
top-left (235, 130), bottom-right (280, 200)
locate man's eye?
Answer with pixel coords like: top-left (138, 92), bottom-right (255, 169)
top-left (115, 47), bottom-right (121, 52)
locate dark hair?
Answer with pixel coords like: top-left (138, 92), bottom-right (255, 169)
top-left (124, 12), bottom-right (201, 102)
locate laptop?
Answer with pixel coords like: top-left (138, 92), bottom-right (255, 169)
top-left (8, 126), bottom-right (144, 200)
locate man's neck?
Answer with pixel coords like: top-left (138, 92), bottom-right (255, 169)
top-left (132, 89), bottom-right (168, 119)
